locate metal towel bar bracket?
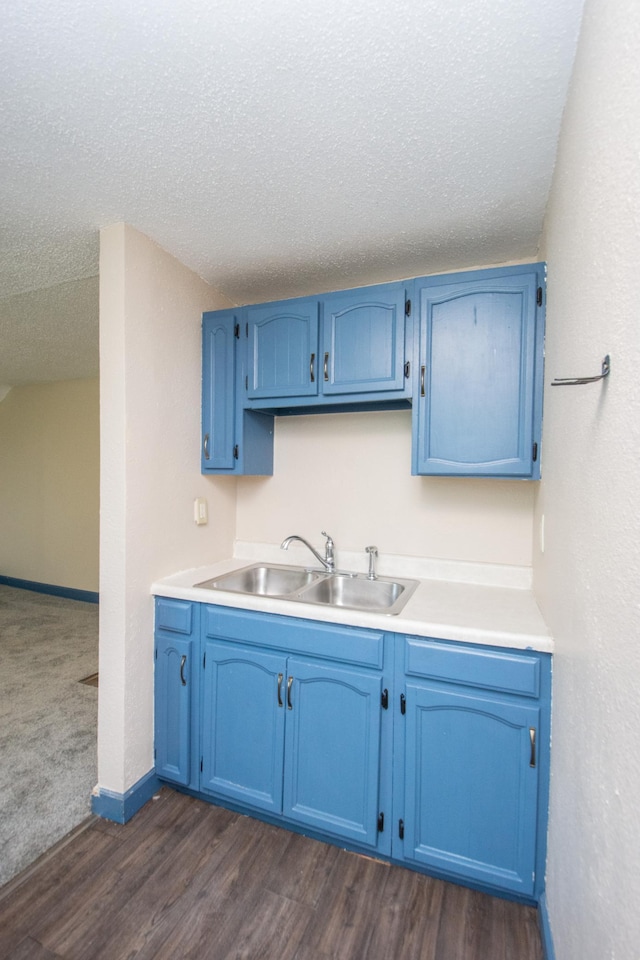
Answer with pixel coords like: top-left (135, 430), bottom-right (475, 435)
top-left (551, 355), bottom-right (611, 386)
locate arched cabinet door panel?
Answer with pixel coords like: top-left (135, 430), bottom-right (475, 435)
top-left (413, 265), bottom-right (545, 478)
top-left (283, 658), bottom-right (383, 848)
top-left (201, 641), bottom-right (286, 813)
top-left (402, 682), bottom-right (539, 896)
top-left (247, 299), bottom-right (320, 400)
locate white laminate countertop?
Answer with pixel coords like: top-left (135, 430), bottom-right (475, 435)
top-left (151, 556), bottom-right (553, 654)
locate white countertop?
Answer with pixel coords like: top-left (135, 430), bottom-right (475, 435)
top-left (151, 554), bottom-right (553, 653)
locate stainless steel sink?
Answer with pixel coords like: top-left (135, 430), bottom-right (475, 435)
top-left (196, 563), bottom-right (321, 597)
top-left (297, 574), bottom-right (413, 613)
top-left (195, 563), bottom-right (419, 616)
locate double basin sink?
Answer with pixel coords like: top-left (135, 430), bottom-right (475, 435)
top-left (195, 563), bottom-right (419, 616)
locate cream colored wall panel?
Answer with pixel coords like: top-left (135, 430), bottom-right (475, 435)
top-left (0, 379), bottom-right (99, 591)
top-left (536, 0), bottom-right (640, 957)
top-left (98, 223), bottom-right (235, 796)
top-left (236, 411), bottom-right (534, 567)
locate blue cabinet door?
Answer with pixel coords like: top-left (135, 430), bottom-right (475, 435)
top-left (321, 283), bottom-right (409, 396)
top-left (202, 311), bottom-right (237, 471)
top-left (412, 265), bottom-right (545, 478)
top-left (402, 682), bottom-right (540, 897)
top-left (154, 632), bottom-right (193, 787)
top-left (201, 640), bottom-right (286, 814)
top-left (247, 299), bottom-right (320, 399)
top-left (283, 658), bottom-right (383, 849)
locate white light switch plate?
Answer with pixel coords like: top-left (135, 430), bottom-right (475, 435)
top-left (194, 497), bottom-right (208, 525)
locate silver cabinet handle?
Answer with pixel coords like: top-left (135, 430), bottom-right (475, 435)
top-left (324, 352), bottom-right (329, 381)
top-left (287, 675), bottom-right (293, 710)
top-left (529, 727), bottom-right (536, 768)
top-left (420, 365), bottom-right (426, 398)
top-left (203, 433), bottom-right (210, 460)
top-left (277, 673), bottom-right (283, 708)
top-left (180, 655), bottom-right (187, 687)
top-left (310, 353), bottom-right (315, 383)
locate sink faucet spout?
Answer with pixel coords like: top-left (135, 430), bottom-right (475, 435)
top-left (281, 532), bottom-right (336, 573)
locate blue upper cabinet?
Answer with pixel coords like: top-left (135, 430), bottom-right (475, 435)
top-left (202, 265), bottom-right (544, 476)
top-left (202, 311), bottom-right (236, 470)
top-left (412, 264), bottom-right (545, 479)
top-left (322, 283), bottom-right (410, 397)
top-left (202, 309), bottom-right (274, 476)
top-left (244, 283), bottom-right (411, 410)
top-left (246, 298), bottom-right (320, 400)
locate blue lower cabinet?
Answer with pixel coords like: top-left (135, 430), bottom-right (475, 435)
top-left (283, 658), bottom-right (382, 848)
top-left (401, 683), bottom-right (540, 897)
top-left (154, 632), bottom-right (194, 788)
top-left (200, 639), bottom-right (384, 850)
top-left (153, 600), bottom-right (550, 900)
top-left (201, 641), bottom-right (286, 813)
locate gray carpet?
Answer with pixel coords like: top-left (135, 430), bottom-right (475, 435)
top-left (0, 585), bottom-right (98, 887)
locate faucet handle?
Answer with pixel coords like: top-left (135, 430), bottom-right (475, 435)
top-left (320, 531), bottom-right (335, 569)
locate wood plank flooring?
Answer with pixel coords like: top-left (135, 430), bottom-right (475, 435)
top-left (0, 787), bottom-right (544, 960)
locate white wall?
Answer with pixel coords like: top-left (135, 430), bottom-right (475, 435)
top-left (98, 223), bottom-right (236, 794)
top-left (0, 379), bottom-right (99, 592)
top-left (535, 0), bottom-right (640, 956)
top-left (237, 410), bottom-right (535, 567)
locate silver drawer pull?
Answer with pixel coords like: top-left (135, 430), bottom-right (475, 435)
top-left (529, 727), bottom-right (536, 768)
top-left (180, 655), bottom-right (187, 687)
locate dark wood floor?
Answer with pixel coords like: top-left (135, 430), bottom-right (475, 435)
top-left (0, 787), bottom-right (543, 960)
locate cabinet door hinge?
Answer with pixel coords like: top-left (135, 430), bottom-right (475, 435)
top-left (405, 299), bottom-right (412, 317)
top-left (381, 688), bottom-right (389, 710)
top-left (234, 323), bottom-right (240, 339)
top-left (537, 286), bottom-right (543, 307)
top-left (400, 693), bottom-right (406, 715)
top-left (398, 818), bottom-right (405, 840)
top-left (233, 444), bottom-right (239, 460)
top-left (532, 442), bottom-right (538, 462)
top-left (404, 361), bottom-right (410, 379)
top-left (377, 812), bottom-right (385, 832)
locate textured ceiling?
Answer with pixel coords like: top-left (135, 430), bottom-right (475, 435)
top-left (0, 0), bottom-right (585, 385)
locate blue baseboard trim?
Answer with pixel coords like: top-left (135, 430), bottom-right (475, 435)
top-left (538, 893), bottom-right (556, 960)
top-left (91, 769), bottom-right (161, 824)
top-left (0, 575), bottom-right (99, 604)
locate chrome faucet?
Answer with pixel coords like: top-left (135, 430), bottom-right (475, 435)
top-left (281, 531), bottom-right (335, 573)
top-left (365, 545), bottom-right (378, 580)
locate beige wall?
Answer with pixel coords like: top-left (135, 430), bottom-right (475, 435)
top-left (536, 0), bottom-right (640, 956)
top-left (0, 379), bottom-right (99, 592)
top-left (237, 410), bottom-right (535, 567)
top-left (98, 223), bottom-right (235, 794)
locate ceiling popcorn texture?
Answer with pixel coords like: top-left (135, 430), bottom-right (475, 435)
top-left (0, 0), bottom-right (585, 383)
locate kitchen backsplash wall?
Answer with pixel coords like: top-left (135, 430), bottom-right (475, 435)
top-left (236, 409), bottom-right (535, 568)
